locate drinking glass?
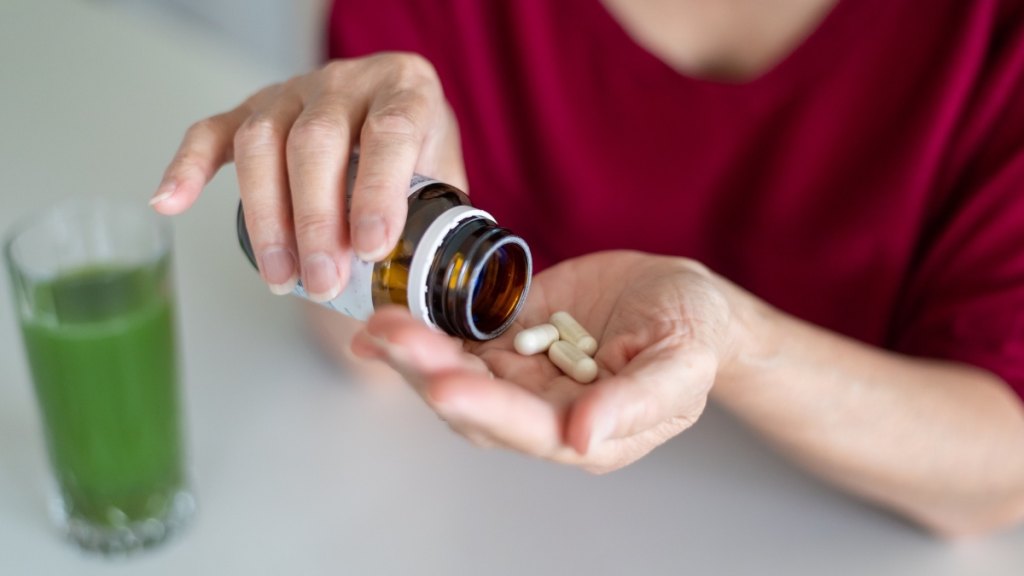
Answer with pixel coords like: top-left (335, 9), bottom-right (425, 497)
top-left (4, 198), bottom-right (194, 554)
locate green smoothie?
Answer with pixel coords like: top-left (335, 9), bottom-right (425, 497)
top-left (18, 258), bottom-right (185, 527)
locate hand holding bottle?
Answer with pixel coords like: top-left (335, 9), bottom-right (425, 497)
top-left (151, 53), bottom-right (466, 301)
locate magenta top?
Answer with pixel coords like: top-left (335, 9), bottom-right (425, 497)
top-left (328, 0), bottom-right (1024, 400)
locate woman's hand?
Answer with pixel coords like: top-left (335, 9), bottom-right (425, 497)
top-left (151, 53), bottom-right (466, 300)
top-left (351, 251), bottom-right (744, 473)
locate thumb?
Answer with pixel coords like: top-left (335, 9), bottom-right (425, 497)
top-left (565, 342), bottom-right (717, 455)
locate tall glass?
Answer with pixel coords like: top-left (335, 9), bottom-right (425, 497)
top-left (4, 198), bottom-right (194, 554)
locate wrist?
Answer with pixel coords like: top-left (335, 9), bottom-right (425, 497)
top-left (705, 271), bottom-right (782, 401)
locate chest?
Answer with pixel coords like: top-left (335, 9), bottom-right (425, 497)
top-left (329, 0), bottom-right (969, 343)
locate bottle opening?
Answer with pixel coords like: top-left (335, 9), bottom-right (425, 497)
top-left (466, 237), bottom-right (531, 338)
top-left (428, 218), bottom-right (532, 341)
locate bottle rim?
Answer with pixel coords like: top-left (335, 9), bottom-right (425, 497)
top-left (408, 206), bottom-right (532, 341)
top-left (446, 228), bottom-right (531, 340)
top-left (407, 206), bottom-right (493, 327)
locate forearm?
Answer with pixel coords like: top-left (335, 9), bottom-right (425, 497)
top-left (711, 278), bottom-right (1024, 537)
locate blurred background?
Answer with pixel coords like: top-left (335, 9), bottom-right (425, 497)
top-left (2, 1), bottom-right (1023, 575)
top-left (108, 0), bottom-right (328, 75)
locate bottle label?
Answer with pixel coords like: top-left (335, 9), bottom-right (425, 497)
top-left (307, 172), bottom-right (441, 321)
top-left (311, 258), bottom-right (376, 320)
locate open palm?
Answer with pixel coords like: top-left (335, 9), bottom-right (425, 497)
top-left (353, 250), bottom-right (730, 472)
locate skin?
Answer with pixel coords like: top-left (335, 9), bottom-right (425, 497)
top-left (154, 0), bottom-right (1024, 537)
top-left (600, 0), bottom-right (839, 79)
top-left (350, 254), bottom-right (1024, 538)
top-left (153, 53), bottom-right (466, 299)
top-left (351, 254), bottom-right (730, 468)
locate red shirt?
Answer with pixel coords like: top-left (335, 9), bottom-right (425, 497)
top-left (328, 0), bottom-right (1024, 400)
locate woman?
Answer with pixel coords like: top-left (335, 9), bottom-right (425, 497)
top-left (151, 0), bottom-right (1024, 536)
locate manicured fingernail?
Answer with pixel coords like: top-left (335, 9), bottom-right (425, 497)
top-left (587, 413), bottom-right (617, 454)
top-left (149, 181), bottom-right (177, 206)
top-left (302, 252), bottom-right (340, 302)
top-left (259, 247), bottom-right (298, 295)
top-left (353, 215), bottom-right (388, 261)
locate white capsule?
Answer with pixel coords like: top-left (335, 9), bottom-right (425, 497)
top-left (548, 340), bottom-right (599, 384)
top-left (513, 323), bottom-right (560, 355)
top-left (550, 311), bottom-right (598, 356)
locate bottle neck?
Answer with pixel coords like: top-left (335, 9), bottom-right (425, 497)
top-left (427, 217), bottom-right (531, 341)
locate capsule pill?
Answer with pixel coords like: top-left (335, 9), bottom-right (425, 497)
top-left (513, 323), bottom-right (560, 355)
top-left (548, 340), bottom-right (599, 384)
top-left (550, 311), bottom-right (598, 356)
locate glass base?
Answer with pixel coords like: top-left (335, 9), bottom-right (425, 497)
top-left (50, 488), bottom-right (196, 556)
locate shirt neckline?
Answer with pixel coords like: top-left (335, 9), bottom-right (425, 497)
top-left (588, 0), bottom-right (857, 93)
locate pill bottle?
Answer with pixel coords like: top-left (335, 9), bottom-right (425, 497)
top-left (236, 164), bottom-right (532, 341)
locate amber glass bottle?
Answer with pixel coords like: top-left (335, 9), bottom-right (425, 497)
top-left (237, 174), bottom-right (531, 341)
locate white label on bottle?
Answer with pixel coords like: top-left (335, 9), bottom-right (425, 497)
top-left (299, 257), bottom-right (368, 319)
top-left (295, 171), bottom-right (442, 321)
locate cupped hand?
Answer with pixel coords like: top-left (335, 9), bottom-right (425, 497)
top-left (352, 250), bottom-right (741, 473)
top-left (151, 52), bottom-right (465, 300)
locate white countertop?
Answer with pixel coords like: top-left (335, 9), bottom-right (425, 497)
top-left (1, 1), bottom-right (1022, 574)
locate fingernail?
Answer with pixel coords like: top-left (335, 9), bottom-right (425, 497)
top-left (587, 413), bottom-right (617, 454)
top-left (149, 181), bottom-right (177, 206)
top-left (301, 252), bottom-right (341, 302)
top-left (353, 215), bottom-right (388, 261)
top-left (364, 334), bottom-right (412, 366)
top-left (259, 247), bottom-right (298, 295)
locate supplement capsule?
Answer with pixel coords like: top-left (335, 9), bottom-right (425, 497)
top-left (513, 323), bottom-right (560, 355)
top-left (548, 340), bottom-right (599, 384)
top-left (550, 311), bottom-right (598, 356)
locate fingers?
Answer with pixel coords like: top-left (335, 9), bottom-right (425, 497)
top-left (349, 57), bottom-right (441, 261)
top-left (426, 373), bottom-right (569, 458)
top-left (234, 91), bottom-right (304, 294)
top-left (152, 107), bottom-right (249, 214)
top-left (352, 307), bottom-right (573, 460)
top-left (566, 342), bottom-right (718, 455)
top-left (356, 310), bottom-right (716, 469)
top-left (348, 96), bottom-right (424, 260)
top-left (352, 307), bottom-right (472, 380)
top-left (157, 53), bottom-right (461, 302)
top-left (416, 102), bottom-right (468, 191)
top-left (286, 92), bottom-right (363, 302)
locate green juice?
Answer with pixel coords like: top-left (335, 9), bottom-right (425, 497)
top-left (18, 259), bottom-right (185, 527)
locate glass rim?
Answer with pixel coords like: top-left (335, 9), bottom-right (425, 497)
top-left (4, 196), bottom-right (173, 277)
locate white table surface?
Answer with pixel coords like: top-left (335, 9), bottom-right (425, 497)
top-left (1, 1), bottom-right (1022, 574)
